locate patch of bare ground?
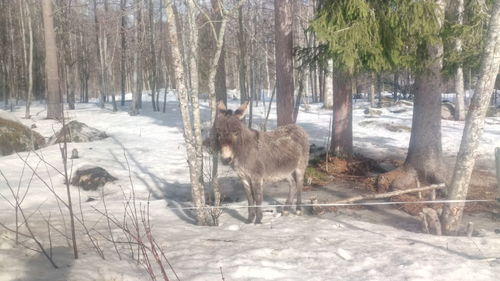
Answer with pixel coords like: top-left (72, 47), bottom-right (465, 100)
top-left (306, 154), bottom-right (499, 229)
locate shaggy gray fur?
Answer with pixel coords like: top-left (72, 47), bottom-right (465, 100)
top-left (214, 102), bottom-right (309, 224)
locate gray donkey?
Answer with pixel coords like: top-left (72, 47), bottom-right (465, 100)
top-left (214, 102), bottom-right (309, 224)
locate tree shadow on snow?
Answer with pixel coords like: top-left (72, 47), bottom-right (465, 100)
top-left (18, 246), bottom-right (73, 281)
top-left (106, 136), bottom-right (199, 225)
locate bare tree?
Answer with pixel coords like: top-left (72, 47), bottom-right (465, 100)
top-left (441, 0), bottom-right (500, 235)
top-left (42, 0), bottom-right (63, 119)
top-left (274, 0), bottom-right (294, 126)
top-left (453, 0), bottom-right (466, 121)
top-left (24, 0), bottom-right (33, 118)
top-left (164, 0), bottom-right (209, 225)
top-left (120, 0), bottom-right (127, 106)
top-left (237, 5), bottom-right (248, 103)
top-left (131, 0), bottom-right (143, 115)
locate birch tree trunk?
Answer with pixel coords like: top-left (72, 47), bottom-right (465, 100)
top-left (24, 0), bottom-right (33, 119)
top-left (164, 0), bottom-right (208, 225)
top-left (93, 0), bottom-right (106, 109)
top-left (238, 6), bottom-right (248, 103)
top-left (149, 0), bottom-right (157, 112)
top-left (212, 0), bottom-right (227, 105)
top-left (369, 72), bottom-right (376, 108)
top-left (42, 0), bottom-right (63, 119)
top-left (131, 0), bottom-right (143, 116)
top-left (185, 0), bottom-right (204, 196)
top-left (104, 0), bottom-right (117, 112)
top-left (454, 0), bottom-right (466, 121)
top-left (120, 0), bottom-right (127, 106)
top-left (323, 59), bottom-right (333, 109)
top-left (441, 0), bottom-right (500, 235)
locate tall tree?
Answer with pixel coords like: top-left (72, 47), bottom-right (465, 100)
top-left (148, 0), bottom-right (158, 112)
top-left (120, 0), bottom-right (127, 106)
top-left (274, 0), bottom-right (295, 126)
top-left (164, 0), bottom-right (209, 225)
top-left (442, 0), bottom-right (500, 235)
top-left (237, 5), bottom-right (247, 103)
top-left (405, 0), bottom-right (447, 184)
top-left (453, 0), bottom-right (466, 121)
top-left (24, 0), bottom-right (33, 118)
top-left (130, 0), bottom-right (143, 115)
top-left (211, 0), bottom-right (227, 105)
top-left (42, 0), bottom-right (63, 119)
top-left (93, 0), bottom-right (106, 108)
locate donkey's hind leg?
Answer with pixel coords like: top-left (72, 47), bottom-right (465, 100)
top-left (283, 174), bottom-right (297, 215)
top-left (294, 168), bottom-right (305, 215)
top-left (253, 178), bottom-right (264, 224)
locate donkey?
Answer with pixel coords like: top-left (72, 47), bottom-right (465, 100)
top-left (214, 101), bottom-right (309, 224)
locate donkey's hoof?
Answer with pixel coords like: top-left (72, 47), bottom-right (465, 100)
top-left (245, 218), bottom-right (254, 224)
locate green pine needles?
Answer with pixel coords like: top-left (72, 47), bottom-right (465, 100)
top-left (310, 0), bottom-right (444, 74)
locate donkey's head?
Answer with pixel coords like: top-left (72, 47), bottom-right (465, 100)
top-left (214, 101), bottom-right (249, 165)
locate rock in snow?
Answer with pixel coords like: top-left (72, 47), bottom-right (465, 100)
top-left (0, 116), bottom-right (46, 156)
top-left (71, 166), bottom-right (117, 191)
top-left (48, 120), bottom-right (107, 144)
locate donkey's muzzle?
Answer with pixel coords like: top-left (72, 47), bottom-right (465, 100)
top-left (221, 157), bottom-right (233, 165)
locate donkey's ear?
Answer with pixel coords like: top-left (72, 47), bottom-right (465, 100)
top-left (217, 100), bottom-right (227, 113)
top-left (234, 102), bottom-right (249, 120)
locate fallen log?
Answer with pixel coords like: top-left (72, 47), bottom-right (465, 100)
top-left (334, 183), bottom-right (446, 204)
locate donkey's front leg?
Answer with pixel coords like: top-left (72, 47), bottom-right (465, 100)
top-left (253, 178), bottom-right (264, 224)
top-left (241, 178), bottom-right (255, 224)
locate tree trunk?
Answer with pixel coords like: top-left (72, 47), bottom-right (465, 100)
top-left (330, 70), bottom-right (353, 157)
top-left (104, 0), bottom-right (117, 112)
top-left (185, 0), bottom-right (204, 200)
top-left (369, 72), bottom-right (376, 108)
top-left (42, 0), bottom-right (63, 119)
top-left (24, 0), bottom-right (33, 119)
top-left (454, 0), bottom-right (466, 121)
top-left (441, 0), bottom-right (500, 235)
top-left (212, 0), bottom-right (227, 105)
top-left (274, 0), bottom-right (294, 126)
top-left (120, 0), bottom-right (127, 106)
top-left (149, 0), bottom-right (157, 112)
top-left (93, 0), bottom-right (106, 109)
top-left (131, 0), bottom-right (143, 115)
top-left (324, 59), bottom-right (333, 109)
top-left (237, 6), bottom-right (247, 103)
top-left (404, 0), bottom-right (447, 184)
top-left (164, 0), bottom-right (208, 226)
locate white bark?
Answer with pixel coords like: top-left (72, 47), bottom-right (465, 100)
top-left (164, 0), bottom-right (209, 225)
top-left (185, 0), bottom-right (204, 177)
top-left (442, 0), bottom-right (500, 235)
top-left (24, 0), bottom-right (33, 119)
top-left (454, 0), bottom-right (466, 121)
top-left (324, 59), bottom-right (333, 109)
top-left (369, 72), bottom-right (376, 108)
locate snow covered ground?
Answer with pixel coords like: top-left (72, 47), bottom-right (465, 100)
top-left (0, 94), bottom-right (499, 281)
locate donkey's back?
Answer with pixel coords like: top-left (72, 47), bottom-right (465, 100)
top-left (256, 124), bottom-right (309, 182)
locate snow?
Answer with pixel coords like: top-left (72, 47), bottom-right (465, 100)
top-left (0, 95), bottom-right (499, 281)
